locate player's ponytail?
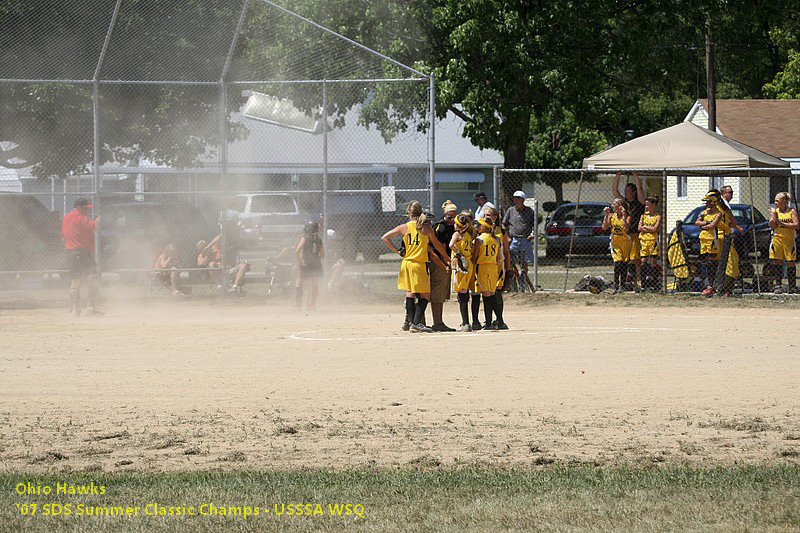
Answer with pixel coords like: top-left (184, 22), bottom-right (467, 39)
top-left (406, 200), bottom-right (423, 220)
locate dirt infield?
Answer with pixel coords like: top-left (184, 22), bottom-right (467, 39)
top-left (2, 296), bottom-right (799, 472)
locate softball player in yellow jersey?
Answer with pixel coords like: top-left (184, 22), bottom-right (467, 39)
top-left (472, 218), bottom-right (503, 329)
top-left (602, 198), bottom-right (630, 291)
top-left (638, 198), bottom-right (660, 262)
top-left (459, 209), bottom-right (486, 329)
top-left (717, 204), bottom-right (739, 281)
top-left (483, 206), bottom-right (509, 330)
top-left (381, 200), bottom-right (449, 333)
top-left (696, 192), bottom-right (723, 292)
top-left (769, 192), bottom-right (799, 293)
top-left (637, 197), bottom-right (661, 291)
top-left (450, 213), bottom-right (475, 331)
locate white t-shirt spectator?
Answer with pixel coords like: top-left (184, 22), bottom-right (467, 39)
top-left (475, 201), bottom-right (495, 221)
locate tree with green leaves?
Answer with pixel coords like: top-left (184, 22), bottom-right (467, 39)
top-left (526, 110), bottom-right (607, 204)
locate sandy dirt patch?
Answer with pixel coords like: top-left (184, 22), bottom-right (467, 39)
top-left (1, 298), bottom-right (799, 472)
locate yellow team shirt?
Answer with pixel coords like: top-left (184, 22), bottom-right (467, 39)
top-left (610, 214), bottom-right (631, 262)
top-left (698, 211), bottom-right (721, 242)
top-left (610, 214), bottom-right (627, 242)
top-left (774, 209), bottom-right (796, 243)
top-left (639, 213), bottom-right (659, 242)
top-left (476, 233), bottom-right (500, 265)
top-left (453, 231), bottom-right (473, 259)
top-left (403, 220), bottom-right (429, 263)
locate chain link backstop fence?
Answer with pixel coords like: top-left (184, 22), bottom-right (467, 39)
top-left (0, 0), bottom-right (434, 298)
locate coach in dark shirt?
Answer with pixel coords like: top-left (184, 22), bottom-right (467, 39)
top-left (429, 201), bottom-right (457, 331)
top-left (502, 191), bottom-right (536, 272)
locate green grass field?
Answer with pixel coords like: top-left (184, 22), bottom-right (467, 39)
top-left (3, 466), bottom-right (799, 532)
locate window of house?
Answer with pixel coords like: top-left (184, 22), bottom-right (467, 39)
top-left (435, 182), bottom-right (481, 191)
top-left (676, 176), bottom-right (688, 198)
top-left (709, 176), bottom-right (725, 191)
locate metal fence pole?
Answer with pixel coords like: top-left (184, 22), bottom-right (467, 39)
top-left (563, 171), bottom-right (585, 292)
top-left (92, 83), bottom-right (102, 266)
top-left (533, 197), bottom-right (539, 290)
top-left (428, 75), bottom-right (435, 211)
top-left (322, 80), bottom-right (329, 249)
top-left (747, 169), bottom-right (761, 292)
top-left (90, 0), bottom-right (121, 272)
top-left (219, 81), bottom-right (229, 289)
top-left (661, 169), bottom-right (668, 294)
top-left (216, 1), bottom-right (247, 292)
top-left (493, 166), bottom-right (499, 210)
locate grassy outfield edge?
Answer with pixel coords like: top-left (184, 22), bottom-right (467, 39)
top-left (2, 465), bottom-right (799, 531)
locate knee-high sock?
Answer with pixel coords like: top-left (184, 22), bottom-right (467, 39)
top-left (405, 297), bottom-right (416, 323)
top-left (295, 286), bottom-right (303, 308)
top-left (614, 263), bottom-right (623, 288)
top-left (457, 293), bottom-right (470, 325)
top-left (471, 294), bottom-right (481, 324)
top-left (789, 266), bottom-right (796, 291)
top-left (413, 298), bottom-right (429, 325)
top-left (483, 294), bottom-right (494, 326)
top-left (494, 290), bottom-right (505, 324)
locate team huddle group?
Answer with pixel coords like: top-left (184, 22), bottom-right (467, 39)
top-left (382, 192), bottom-right (531, 333)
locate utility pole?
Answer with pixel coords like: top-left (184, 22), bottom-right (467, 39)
top-left (706, 15), bottom-right (716, 132)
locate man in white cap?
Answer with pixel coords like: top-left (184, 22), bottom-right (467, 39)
top-left (502, 190), bottom-right (536, 281)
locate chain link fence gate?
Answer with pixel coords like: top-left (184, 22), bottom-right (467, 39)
top-left (500, 168), bottom-right (796, 294)
top-left (0, 0), bottom-right (434, 298)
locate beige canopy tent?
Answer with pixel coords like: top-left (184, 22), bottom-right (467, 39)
top-left (583, 121), bottom-right (790, 175)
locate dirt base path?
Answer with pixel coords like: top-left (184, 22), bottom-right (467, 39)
top-left (1, 299), bottom-right (798, 472)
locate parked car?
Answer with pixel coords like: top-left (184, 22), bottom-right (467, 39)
top-left (0, 194), bottom-right (65, 273)
top-left (677, 204), bottom-right (771, 257)
top-left (99, 202), bottom-right (213, 274)
top-left (232, 193), bottom-right (308, 250)
top-left (544, 202), bottom-right (611, 258)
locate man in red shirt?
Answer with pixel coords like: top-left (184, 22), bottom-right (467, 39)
top-left (61, 198), bottom-right (102, 315)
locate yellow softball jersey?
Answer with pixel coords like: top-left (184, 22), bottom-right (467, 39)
top-left (451, 233), bottom-right (475, 292)
top-left (639, 213), bottom-right (660, 257)
top-left (476, 233), bottom-right (500, 265)
top-left (639, 213), bottom-right (659, 242)
top-left (475, 233), bottom-right (500, 292)
top-left (698, 211), bottom-right (721, 256)
top-left (770, 209), bottom-right (797, 262)
top-left (402, 221), bottom-right (429, 263)
top-left (397, 220), bottom-right (431, 293)
top-left (610, 214), bottom-right (631, 263)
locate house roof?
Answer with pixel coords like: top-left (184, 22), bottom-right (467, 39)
top-left (689, 99), bottom-right (800, 158)
top-left (226, 108), bottom-right (503, 168)
top-left (583, 121), bottom-right (789, 174)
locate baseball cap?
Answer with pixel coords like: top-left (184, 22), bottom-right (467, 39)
top-left (74, 198), bottom-right (93, 209)
top-left (473, 191), bottom-right (487, 200)
top-left (513, 190), bottom-right (526, 199)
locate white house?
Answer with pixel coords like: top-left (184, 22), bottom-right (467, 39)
top-left (684, 99), bottom-right (800, 215)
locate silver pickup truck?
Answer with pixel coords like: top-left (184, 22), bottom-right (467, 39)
top-left (233, 193), bottom-right (307, 250)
